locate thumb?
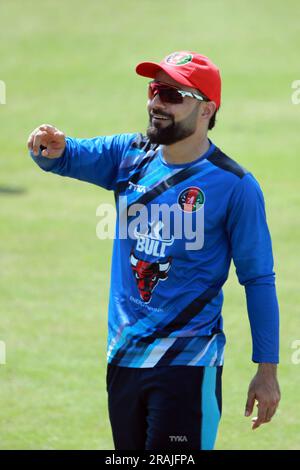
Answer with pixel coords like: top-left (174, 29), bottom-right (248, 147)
top-left (245, 391), bottom-right (255, 417)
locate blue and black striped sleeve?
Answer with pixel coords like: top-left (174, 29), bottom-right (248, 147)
top-left (30, 133), bottom-right (136, 190)
top-left (226, 173), bottom-right (280, 363)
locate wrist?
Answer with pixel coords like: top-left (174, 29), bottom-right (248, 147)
top-left (257, 363), bottom-right (278, 375)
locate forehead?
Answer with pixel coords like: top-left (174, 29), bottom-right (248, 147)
top-left (154, 70), bottom-right (199, 94)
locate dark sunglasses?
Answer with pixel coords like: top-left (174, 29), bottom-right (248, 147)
top-left (148, 80), bottom-right (208, 104)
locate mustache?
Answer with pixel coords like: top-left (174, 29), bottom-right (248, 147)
top-left (149, 109), bottom-right (173, 120)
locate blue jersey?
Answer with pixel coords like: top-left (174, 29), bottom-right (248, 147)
top-left (30, 133), bottom-right (280, 367)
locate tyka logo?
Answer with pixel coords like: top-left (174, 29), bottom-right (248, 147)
top-left (169, 435), bottom-right (188, 442)
top-left (128, 181), bottom-right (146, 193)
top-left (130, 251), bottom-right (172, 303)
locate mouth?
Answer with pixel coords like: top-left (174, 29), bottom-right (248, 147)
top-left (152, 114), bottom-right (169, 119)
top-left (151, 114), bottom-right (170, 124)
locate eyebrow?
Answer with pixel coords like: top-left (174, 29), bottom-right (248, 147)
top-left (155, 80), bottom-right (203, 96)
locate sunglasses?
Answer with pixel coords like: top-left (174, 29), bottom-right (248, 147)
top-left (148, 80), bottom-right (208, 104)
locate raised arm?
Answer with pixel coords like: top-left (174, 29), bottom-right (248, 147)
top-left (28, 123), bottom-right (136, 190)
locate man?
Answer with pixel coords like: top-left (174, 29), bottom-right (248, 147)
top-left (27, 51), bottom-right (280, 450)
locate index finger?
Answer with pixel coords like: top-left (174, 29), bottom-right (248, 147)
top-left (266, 404), bottom-right (278, 422)
top-left (27, 129), bottom-right (39, 150)
top-left (252, 402), bottom-right (268, 429)
top-left (32, 130), bottom-right (49, 156)
top-left (27, 125), bottom-right (52, 150)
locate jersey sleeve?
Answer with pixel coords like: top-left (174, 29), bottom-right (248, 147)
top-left (29, 133), bottom-right (137, 190)
top-left (225, 173), bottom-right (280, 363)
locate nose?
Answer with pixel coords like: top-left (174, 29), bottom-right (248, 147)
top-left (149, 92), bottom-right (166, 109)
top-left (148, 95), bottom-right (168, 118)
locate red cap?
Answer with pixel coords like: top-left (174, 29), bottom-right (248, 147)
top-left (136, 51), bottom-right (221, 109)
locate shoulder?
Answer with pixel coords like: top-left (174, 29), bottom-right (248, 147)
top-left (207, 146), bottom-right (265, 205)
top-left (206, 146), bottom-right (249, 179)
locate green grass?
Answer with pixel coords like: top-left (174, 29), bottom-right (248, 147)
top-left (0, 0), bottom-right (299, 450)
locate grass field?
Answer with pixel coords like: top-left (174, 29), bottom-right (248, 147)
top-left (0, 0), bottom-right (300, 450)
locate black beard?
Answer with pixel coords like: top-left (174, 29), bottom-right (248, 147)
top-left (146, 104), bottom-right (200, 145)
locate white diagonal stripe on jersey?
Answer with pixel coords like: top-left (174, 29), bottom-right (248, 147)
top-left (187, 334), bottom-right (217, 366)
top-left (220, 349), bottom-right (225, 365)
top-left (140, 338), bottom-right (177, 367)
top-left (209, 350), bottom-right (218, 366)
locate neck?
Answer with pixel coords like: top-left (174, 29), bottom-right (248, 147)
top-left (161, 133), bottom-right (210, 165)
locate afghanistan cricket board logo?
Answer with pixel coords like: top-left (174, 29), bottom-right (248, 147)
top-left (178, 186), bottom-right (205, 212)
top-left (165, 52), bottom-right (193, 66)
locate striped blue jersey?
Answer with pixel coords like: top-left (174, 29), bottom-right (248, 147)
top-left (30, 132), bottom-right (280, 367)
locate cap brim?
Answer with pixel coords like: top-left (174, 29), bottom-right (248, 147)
top-left (135, 61), bottom-right (195, 89)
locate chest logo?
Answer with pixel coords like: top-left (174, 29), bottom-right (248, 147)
top-left (178, 186), bottom-right (205, 212)
top-left (134, 221), bottom-right (175, 257)
top-left (130, 251), bottom-right (172, 303)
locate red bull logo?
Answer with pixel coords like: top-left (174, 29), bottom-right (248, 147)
top-left (134, 220), bottom-right (175, 257)
top-left (130, 251), bottom-right (172, 303)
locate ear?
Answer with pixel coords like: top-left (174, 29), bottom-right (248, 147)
top-left (201, 101), bottom-right (217, 119)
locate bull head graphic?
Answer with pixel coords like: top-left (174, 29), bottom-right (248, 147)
top-left (130, 251), bottom-right (172, 303)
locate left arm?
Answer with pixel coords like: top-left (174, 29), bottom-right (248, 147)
top-left (226, 173), bottom-right (281, 428)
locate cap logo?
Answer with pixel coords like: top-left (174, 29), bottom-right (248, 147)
top-left (165, 52), bottom-right (193, 66)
